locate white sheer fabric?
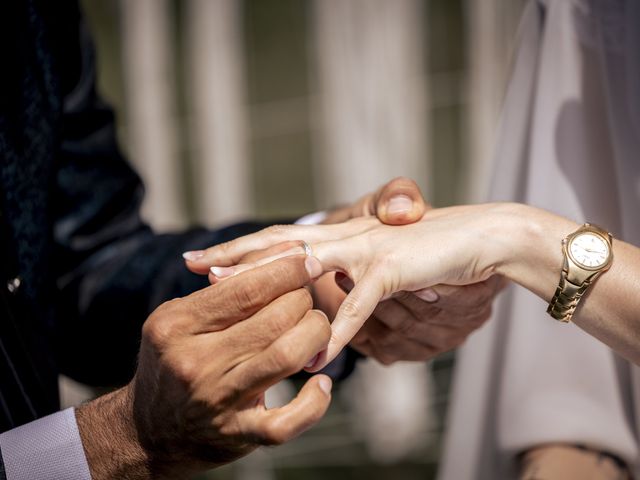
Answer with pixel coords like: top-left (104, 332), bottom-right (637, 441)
top-left (440, 0), bottom-right (640, 478)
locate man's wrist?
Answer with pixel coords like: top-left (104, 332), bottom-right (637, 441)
top-left (76, 386), bottom-right (151, 480)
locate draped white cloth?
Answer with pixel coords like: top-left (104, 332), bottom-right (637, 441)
top-left (439, 0), bottom-right (640, 478)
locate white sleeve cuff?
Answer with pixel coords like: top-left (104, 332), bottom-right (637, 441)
top-left (295, 211), bottom-right (328, 225)
top-left (0, 408), bottom-right (91, 480)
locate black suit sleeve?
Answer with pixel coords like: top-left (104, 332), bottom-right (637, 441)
top-left (51, 11), bottom-right (268, 386)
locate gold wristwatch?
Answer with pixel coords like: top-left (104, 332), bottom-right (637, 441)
top-left (547, 223), bottom-right (613, 323)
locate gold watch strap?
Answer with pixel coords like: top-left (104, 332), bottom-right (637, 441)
top-left (547, 271), bottom-right (592, 323)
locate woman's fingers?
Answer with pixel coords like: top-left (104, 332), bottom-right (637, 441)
top-left (307, 273), bottom-right (385, 371)
top-left (184, 223), bottom-right (355, 275)
top-left (209, 237), bottom-right (364, 284)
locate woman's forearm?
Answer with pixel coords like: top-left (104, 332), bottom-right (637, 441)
top-left (494, 203), bottom-right (640, 363)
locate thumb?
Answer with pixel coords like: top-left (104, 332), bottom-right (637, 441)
top-left (373, 177), bottom-right (428, 225)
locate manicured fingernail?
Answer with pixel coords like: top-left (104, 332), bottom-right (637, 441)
top-left (182, 250), bottom-right (205, 261)
top-left (304, 256), bottom-right (323, 280)
top-left (210, 266), bottom-right (234, 278)
top-left (387, 194), bottom-right (413, 214)
top-left (415, 288), bottom-right (439, 302)
top-left (305, 354), bottom-right (319, 369)
top-left (318, 376), bottom-right (332, 395)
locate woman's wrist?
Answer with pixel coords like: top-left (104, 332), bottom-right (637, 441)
top-left (489, 203), bottom-right (579, 302)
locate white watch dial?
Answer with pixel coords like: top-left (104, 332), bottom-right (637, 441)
top-left (569, 233), bottom-right (610, 268)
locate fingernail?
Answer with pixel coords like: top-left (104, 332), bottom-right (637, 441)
top-left (387, 194), bottom-right (413, 214)
top-left (210, 266), bottom-right (234, 278)
top-left (414, 288), bottom-right (439, 302)
top-left (182, 250), bottom-right (205, 261)
top-left (318, 376), bottom-right (332, 395)
top-left (305, 354), bottom-right (319, 369)
top-left (304, 256), bottom-right (323, 280)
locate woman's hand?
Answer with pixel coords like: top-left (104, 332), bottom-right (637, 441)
top-left (188, 203), bottom-right (521, 369)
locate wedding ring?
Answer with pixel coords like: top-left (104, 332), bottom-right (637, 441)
top-left (300, 240), bottom-right (313, 257)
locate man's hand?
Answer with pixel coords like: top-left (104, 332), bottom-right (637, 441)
top-left (76, 256), bottom-right (332, 480)
top-left (320, 176), bottom-right (428, 225)
top-left (345, 278), bottom-right (504, 363)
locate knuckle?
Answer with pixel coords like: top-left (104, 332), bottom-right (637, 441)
top-left (143, 300), bottom-right (182, 346)
top-left (230, 280), bottom-right (262, 315)
top-left (295, 288), bottom-right (314, 311)
top-left (265, 224), bottom-right (289, 239)
top-left (307, 309), bottom-right (331, 335)
top-left (170, 355), bottom-right (199, 388)
top-left (376, 352), bottom-right (397, 365)
top-left (340, 297), bottom-right (361, 320)
top-left (259, 420), bottom-right (289, 446)
top-left (266, 292), bottom-right (312, 333)
top-left (269, 345), bottom-right (298, 374)
top-left (392, 176), bottom-right (418, 189)
top-left (214, 381), bottom-right (241, 407)
top-left (396, 318), bottom-right (418, 337)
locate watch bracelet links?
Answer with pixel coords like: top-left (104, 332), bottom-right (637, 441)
top-left (547, 272), bottom-right (592, 322)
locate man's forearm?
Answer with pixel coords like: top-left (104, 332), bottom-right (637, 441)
top-left (75, 386), bottom-right (151, 480)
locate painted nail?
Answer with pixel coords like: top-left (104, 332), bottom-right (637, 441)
top-left (304, 256), bottom-right (323, 280)
top-left (387, 194), bottom-right (413, 214)
top-left (182, 250), bottom-right (205, 261)
top-left (414, 288), bottom-right (439, 303)
top-left (210, 266), bottom-right (234, 278)
top-left (318, 376), bottom-right (333, 395)
top-left (305, 354), bottom-right (319, 369)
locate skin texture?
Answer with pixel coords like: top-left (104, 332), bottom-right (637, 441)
top-left (185, 177), bottom-right (501, 366)
top-left (519, 444), bottom-right (631, 480)
top-left (75, 256), bottom-right (333, 480)
top-left (188, 202), bottom-right (640, 368)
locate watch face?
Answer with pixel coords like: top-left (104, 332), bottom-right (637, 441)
top-left (569, 232), bottom-right (610, 268)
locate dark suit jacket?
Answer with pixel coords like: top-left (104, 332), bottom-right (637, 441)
top-left (0, 0), bottom-right (271, 436)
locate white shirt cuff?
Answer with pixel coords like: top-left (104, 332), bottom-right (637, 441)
top-left (0, 408), bottom-right (91, 480)
top-left (295, 211), bottom-right (327, 225)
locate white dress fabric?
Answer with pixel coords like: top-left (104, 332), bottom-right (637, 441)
top-left (439, 0), bottom-right (640, 478)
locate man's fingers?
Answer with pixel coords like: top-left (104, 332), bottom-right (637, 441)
top-left (184, 256), bottom-right (321, 333)
top-left (223, 288), bottom-right (313, 360)
top-left (309, 274), bottom-right (384, 371)
top-left (227, 309), bottom-right (332, 396)
top-left (372, 177), bottom-right (428, 225)
top-left (240, 375), bottom-right (332, 446)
